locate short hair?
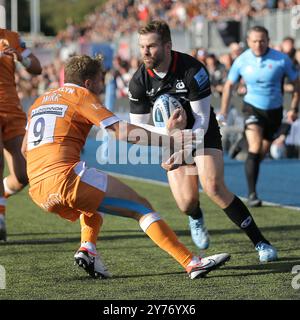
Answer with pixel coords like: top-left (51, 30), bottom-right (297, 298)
top-left (282, 36), bottom-right (295, 44)
top-left (64, 55), bottom-right (104, 86)
top-left (138, 20), bottom-right (171, 44)
top-left (247, 26), bottom-right (269, 39)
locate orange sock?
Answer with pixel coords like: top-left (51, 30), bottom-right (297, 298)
top-left (80, 213), bottom-right (103, 245)
top-left (139, 213), bottom-right (193, 269)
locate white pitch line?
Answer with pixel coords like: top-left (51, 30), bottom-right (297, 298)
top-left (104, 170), bottom-right (300, 211)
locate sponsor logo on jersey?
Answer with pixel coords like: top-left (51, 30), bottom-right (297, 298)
top-left (194, 68), bottom-right (209, 91)
top-left (175, 80), bottom-right (188, 93)
top-left (176, 80), bottom-right (185, 90)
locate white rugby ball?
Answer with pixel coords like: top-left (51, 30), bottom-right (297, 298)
top-left (270, 143), bottom-right (286, 160)
top-left (152, 94), bottom-right (182, 127)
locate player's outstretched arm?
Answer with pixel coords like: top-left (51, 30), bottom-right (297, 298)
top-left (106, 120), bottom-right (193, 150)
top-left (2, 47), bottom-right (42, 75)
top-left (106, 121), bottom-right (172, 146)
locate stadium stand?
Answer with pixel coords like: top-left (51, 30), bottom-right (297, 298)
top-left (14, 1), bottom-right (300, 158)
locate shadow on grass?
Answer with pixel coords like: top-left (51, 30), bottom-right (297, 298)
top-left (72, 259), bottom-right (299, 281)
top-left (72, 270), bottom-right (185, 281)
top-left (0, 233), bottom-right (147, 246)
top-left (8, 229), bottom-right (143, 237)
top-left (206, 224), bottom-right (300, 236)
top-left (5, 224), bottom-right (300, 241)
top-left (210, 258), bottom-right (300, 278)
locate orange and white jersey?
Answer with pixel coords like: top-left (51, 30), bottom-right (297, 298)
top-left (0, 28), bottom-right (31, 109)
top-left (26, 83), bottom-right (119, 184)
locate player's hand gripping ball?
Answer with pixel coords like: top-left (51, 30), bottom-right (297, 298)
top-left (152, 94), bottom-right (187, 130)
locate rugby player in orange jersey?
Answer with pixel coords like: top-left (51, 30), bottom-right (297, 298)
top-left (22, 54), bottom-right (230, 279)
top-left (0, 28), bottom-right (42, 241)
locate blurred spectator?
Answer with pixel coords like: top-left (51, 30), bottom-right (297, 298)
top-left (281, 36), bottom-right (300, 93)
top-left (15, 0), bottom-right (300, 125)
top-left (229, 42), bottom-right (243, 61)
top-left (205, 53), bottom-right (226, 96)
top-left (104, 69), bottom-right (117, 112)
top-left (196, 48), bottom-right (207, 64)
top-left (115, 59), bottom-right (131, 98)
top-left (219, 53), bottom-right (233, 72)
top-left (281, 36), bottom-right (297, 63)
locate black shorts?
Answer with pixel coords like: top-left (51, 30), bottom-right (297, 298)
top-left (243, 102), bottom-right (283, 141)
top-left (204, 107), bottom-right (223, 150)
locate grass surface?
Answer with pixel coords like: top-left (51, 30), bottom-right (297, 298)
top-left (0, 177), bottom-right (300, 300)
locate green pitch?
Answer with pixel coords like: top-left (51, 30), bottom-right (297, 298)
top-left (0, 177), bottom-right (300, 300)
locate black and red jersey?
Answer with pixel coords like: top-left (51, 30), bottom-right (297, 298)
top-left (128, 50), bottom-right (211, 128)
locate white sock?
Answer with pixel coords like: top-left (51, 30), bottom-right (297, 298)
top-left (186, 256), bottom-right (201, 267)
top-left (81, 241), bottom-right (97, 255)
top-left (3, 178), bottom-right (16, 196)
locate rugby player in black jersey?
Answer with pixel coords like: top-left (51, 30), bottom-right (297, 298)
top-left (128, 20), bottom-right (278, 262)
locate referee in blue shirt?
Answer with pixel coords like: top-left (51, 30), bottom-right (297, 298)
top-left (220, 26), bottom-right (300, 207)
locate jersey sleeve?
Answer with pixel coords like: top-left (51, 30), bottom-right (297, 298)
top-left (78, 92), bottom-right (119, 128)
top-left (283, 55), bottom-right (299, 81)
top-left (227, 57), bottom-right (242, 83)
top-left (186, 65), bottom-right (212, 101)
top-left (128, 77), bottom-right (151, 114)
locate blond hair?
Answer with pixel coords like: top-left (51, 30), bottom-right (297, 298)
top-left (64, 55), bottom-right (104, 86)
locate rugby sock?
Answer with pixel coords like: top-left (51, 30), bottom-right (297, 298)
top-left (3, 178), bottom-right (17, 198)
top-left (3, 177), bottom-right (17, 198)
top-left (245, 152), bottom-right (261, 195)
top-left (80, 213), bottom-right (103, 245)
top-left (0, 197), bottom-right (6, 216)
top-left (139, 213), bottom-right (193, 268)
top-left (188, 202), bottom-right (203, 219)
top-left (223, 196), bottom-right (270, 246)
top-left (80, 241), bottom-right (97, 255)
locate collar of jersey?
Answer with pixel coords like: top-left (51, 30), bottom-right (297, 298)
top-left (147, 50), bottom-right (179, 78)
top-left (63, 83), bottom-right (82, 87)
top-left (249, 47), bottom-right (270, 59)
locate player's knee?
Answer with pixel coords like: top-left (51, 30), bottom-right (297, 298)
top-left (203, 179), bottom-right (223, 199)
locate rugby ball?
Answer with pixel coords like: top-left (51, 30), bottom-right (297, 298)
top-left (152, 94), bottom-right (182, 127)
top-left (270, 143), bottom-right (286, 160)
